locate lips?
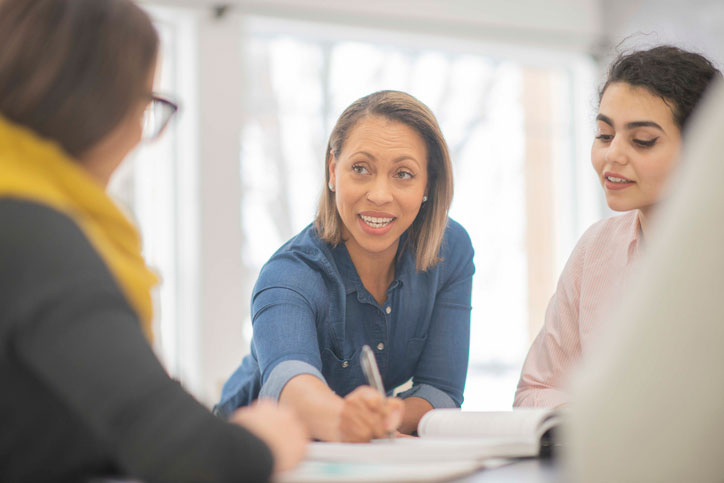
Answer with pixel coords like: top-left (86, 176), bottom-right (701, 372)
top-left (359, 214), bottom-right (393, 228)
top-left (603, 171), bottom-right (635, 190)
top-left (605, 175), bottom-right (633, 183)
top-left (357, 212), bottom-right (396, 235)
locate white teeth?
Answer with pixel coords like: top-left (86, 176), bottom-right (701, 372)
top-left (360, 215), bottom-right (393, 228)
top-left (606, 176), bottom-right (631, 183)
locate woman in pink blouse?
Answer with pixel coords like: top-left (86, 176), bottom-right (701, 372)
top-left (514, 45), bottom-right (722, 408)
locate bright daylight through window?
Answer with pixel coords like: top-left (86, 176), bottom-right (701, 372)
top-left (237, 16), bottom-right (599, 409)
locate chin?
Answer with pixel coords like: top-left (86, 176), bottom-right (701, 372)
top-left (359, 238), bottom-right (397, 254)
top-left (353, 233), bottom-right (399, 254)
top-left (607, 205), bottom-right (629, 213)
top-left (603, 194), bottom-right (630, 212)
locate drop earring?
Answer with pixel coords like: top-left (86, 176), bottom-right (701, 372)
top-left (328, 182), bottom-right (335, 191)
top-left (422, 195), bottom-right (428, 203)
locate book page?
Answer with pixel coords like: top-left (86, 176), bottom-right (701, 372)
top-left (304, 438), bottom-right (512, 464)
top-left (418, 408), bottom-right (558, 443)
top-left (298, 409), bottom-right (560, 467)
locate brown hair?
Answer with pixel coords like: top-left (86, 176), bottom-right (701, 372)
top-left (0, 0), bottom-right (159, 158)
top-left (314, 90), bottom-right (454, 271)
top-left (601, 45), bottom-right (722, 130)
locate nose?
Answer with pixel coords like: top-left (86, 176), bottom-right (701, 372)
top-left (604, 134), bottom-right (628, 165)
top-left (366, 176), bottom-right (393, 205)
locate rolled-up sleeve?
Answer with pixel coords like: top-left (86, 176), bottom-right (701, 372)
top-left (258, 360), bottom-right (326, 400)
top-left (251, 270), bottom-right (328, 400)
top-left (397, 383), bottom-right (456, 408)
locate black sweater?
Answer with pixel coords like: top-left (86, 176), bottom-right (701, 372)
top-left (0, 199), bottom-right (273, 482)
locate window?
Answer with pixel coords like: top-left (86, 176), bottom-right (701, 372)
top-left (237, 16), bottom-right (600, 409)
top-left (108, 5), bottom-right (201, 392)
top-left (110, 7), bottom-right (603, 408)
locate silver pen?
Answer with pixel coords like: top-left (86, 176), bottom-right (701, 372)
top-left (360, 344), bottom-right (395, 439)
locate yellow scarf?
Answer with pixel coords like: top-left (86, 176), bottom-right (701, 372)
top-left (0, 115), bottom-right (158, 341)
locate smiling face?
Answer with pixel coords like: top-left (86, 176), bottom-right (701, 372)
top-left (329, 115), bottom-right (428, 264)
top-left (592, 82), bottom-right (683, 217)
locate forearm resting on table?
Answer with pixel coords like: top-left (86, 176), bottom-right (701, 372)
top-left (279, 374), bottom-right (344, 441)
top-left (399, 396), bottom-right (433, 435)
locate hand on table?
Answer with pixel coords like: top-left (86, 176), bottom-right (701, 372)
top-left (230, 399), bottom-right (308, 474)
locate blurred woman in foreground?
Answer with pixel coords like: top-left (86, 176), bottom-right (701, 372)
top-left (0, 1), bottom-right (305, 481)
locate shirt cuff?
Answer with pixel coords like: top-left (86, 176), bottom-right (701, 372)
top-left (258, 360), bottom-right (326, 401)
top-left (396, 383), bottom-right (457, 408)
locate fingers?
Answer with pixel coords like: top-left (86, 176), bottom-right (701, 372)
top-left (339, 389), bottom-right (385, 441)
top-left (395, 431), bottom-right (415, 438)
top-left (230, 400), bottom-right (308, 474)
top-left (384, 397), bottom-right (404, 432)
top-left (339, 387), bottom-right (405, 442)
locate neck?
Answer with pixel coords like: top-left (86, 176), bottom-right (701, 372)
top-left (345, 239), bottom-right (398, 306)
top-left (78, 147), bottom-right (116, 188)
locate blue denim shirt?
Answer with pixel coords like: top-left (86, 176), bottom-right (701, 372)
top-left (215, 218), bottom-right (474, 418)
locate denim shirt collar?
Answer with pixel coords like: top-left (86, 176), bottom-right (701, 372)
top-left (329, 232), bottom-right (409, 303)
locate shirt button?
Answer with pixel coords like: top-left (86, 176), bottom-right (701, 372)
top-left (377, 342), bottom-right (384, 351)
top-left (342, 360), bottom-right (349, 368)
top-left (385, 306), bottom-right (392, 314)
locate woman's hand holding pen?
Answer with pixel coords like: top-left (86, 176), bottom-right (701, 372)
top-left (338, 386), bottom-right (404, 442)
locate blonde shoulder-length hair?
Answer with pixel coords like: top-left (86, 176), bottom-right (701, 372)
top-left (314, 90), bottom-right (453, 272)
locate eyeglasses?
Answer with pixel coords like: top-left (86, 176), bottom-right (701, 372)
top-left (142, 94), bottom-right (179, 141)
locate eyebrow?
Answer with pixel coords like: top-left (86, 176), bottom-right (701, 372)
top-left (351, 151), bottom-right (421, 164)
top-left (596, 114), bottom-right (665, 132)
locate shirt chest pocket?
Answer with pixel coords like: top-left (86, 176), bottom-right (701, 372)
top-left (320, 347), bottom-right (363, 398)
top-left (405, 335), bottom-right (427, 361)
top-left (399, 334), bottom-right (427, 376)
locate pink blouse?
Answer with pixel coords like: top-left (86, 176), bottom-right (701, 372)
top-left (514, 210), bottom-right (642, 408)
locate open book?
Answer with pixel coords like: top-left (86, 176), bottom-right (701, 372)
top-left (418, 407), bottom-right (561, 458)
top-left (277, 409), bottom-right (560, 482)
top-left (301, 408), bottom-right (560, 464)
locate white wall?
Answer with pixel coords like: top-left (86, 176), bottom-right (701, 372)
top-left (150, 0), bottom-right (604, 52)
top-left (600, 0), bottom-right (724, 67)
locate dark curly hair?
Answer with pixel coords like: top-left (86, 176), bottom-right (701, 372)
top-left (600, 45), bottom-right (722, 130)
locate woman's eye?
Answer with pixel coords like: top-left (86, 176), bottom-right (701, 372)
top-left (595, 134), bottom-right (613, 142)
top-left (351, 164), bottom-right (368, 174)
top-left (396, 170), bottom-right (414, 180)
top-left (634, 137), bottom-right (658, 148)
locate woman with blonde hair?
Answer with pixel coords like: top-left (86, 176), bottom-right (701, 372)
top-left (217, 90), bottom-right (475, 441)
top-left (0, 0), bottom-right (306, 480)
